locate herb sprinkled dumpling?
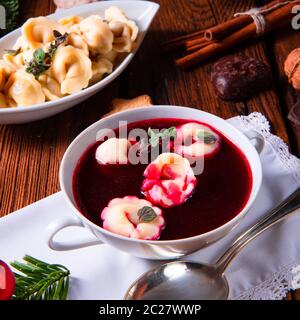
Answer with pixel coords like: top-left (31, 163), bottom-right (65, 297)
top-left (22, 17), bottom-right (66, 49)
top-left (50, 45), bottom-right (92, 95)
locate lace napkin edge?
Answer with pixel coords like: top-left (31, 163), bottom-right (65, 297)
top-left (232, 259), bottom-right (300, 300)
top-left (234, 112), bottom-right (300, 182)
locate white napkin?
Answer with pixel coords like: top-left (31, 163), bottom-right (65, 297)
top-left (1, 112), bottom-right (300, 300)
top-left (193, 112), bottom-right (300, 299)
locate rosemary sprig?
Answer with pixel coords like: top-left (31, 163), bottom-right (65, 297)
top-left (25, 30), bottom-right (68, 79)
top-left (10, 255), bottom-right (70, 300)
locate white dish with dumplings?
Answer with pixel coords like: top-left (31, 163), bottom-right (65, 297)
top-left (0, 1), bottom-right (159, 124)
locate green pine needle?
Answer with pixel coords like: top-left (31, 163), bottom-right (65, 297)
top-left (10, 255), bottom-right (70, 300)
top-left (0, 0), bottom-right (19, 36)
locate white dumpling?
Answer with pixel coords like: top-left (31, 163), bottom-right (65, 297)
top-left (5, 70), bottom-right (45, 107)
top-left (50, 45), bottom-right (92, 94)
top-left (90, 57), bottom-right (113, 84)
top-left (0, 92), bottom-right (8, 108)
top-left (22, 17), bottom-right (66, 49)
top-left (105, 6), bottom-right (138, 41)
top-left (67, 33), bottom-right (89, 56)
top-left (78, 15), bottom-right (113, 54)
top-left (38, 74), bottom-right (64, 101)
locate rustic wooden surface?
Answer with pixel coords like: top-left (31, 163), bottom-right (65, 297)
top-left (0, 0), bottom-right (299, 299)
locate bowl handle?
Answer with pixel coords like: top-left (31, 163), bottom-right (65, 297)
top-left (243, 130), bottom-right (265, 155)
top-left (46, 216), bottom-right (103, 251)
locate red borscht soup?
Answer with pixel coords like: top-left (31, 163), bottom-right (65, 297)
top-left (73, 119), bottom-right (252, 240)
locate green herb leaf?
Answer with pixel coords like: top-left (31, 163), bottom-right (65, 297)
top-left (25, 31), bottom-right (68, 79)
top-left (5, 47), bottom-right (21, 56)
top-left (148, 128), bottom-right (160, 148)
top-left (33, 48), bottom-right (45, 64)
top-left (10, 255), bottom-right (70, 300)
top-left (162, 126), bottom-right (177, 139)
top-left (197, 130), bottom-right (217, 144)
top-left (148, 126), bottom-right (177, 148)
top-left (138, 206), bottom-right (157, 223)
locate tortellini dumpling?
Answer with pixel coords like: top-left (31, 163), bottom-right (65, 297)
top-left (0, 58), bottom-right (19, 79)
top-left (5, 70), bottom-right (45, 107)
top-left (78, 15), bottom-right (113, 54)
top-left (90, 57), bottom-right (113, 84)
top-left (50, 45), bottom-right (92, 94)
top-left (2, 52), bottom-right (26, 69)
top-left (22, 17), bottom-right (66, 49)
top-left (67, 33), bottom-right (89, 56)
top-left (38, 74), bottom-right (64, 101)
top-left (105, 6), bottom-right (138, 42)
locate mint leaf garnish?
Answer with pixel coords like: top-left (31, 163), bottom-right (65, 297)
top-left (148, 126), bottom-right (177, 148)
top-left (197, 130), bottom-right (217, 144)
top-left (138, 206), bottom-right (157, 223)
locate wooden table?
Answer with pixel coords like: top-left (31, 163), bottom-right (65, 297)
top-left (0, 0), bottom-right (299, 299)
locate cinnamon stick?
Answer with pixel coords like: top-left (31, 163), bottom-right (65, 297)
top-left (204, 0), bottom-right (282, 41)
top-left (185, 36), bottom-right (208, 48)
top-left (161, 30), bottom-right (204, 53)
top-left (176, 2), bottom-right (298, 69)
top-left (186, 42), bottom-right (209, 53)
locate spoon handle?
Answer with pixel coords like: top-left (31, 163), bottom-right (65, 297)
top-left (216, 187), bottom-right (300, 273)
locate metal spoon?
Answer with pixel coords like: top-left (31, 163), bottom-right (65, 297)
top-left (124, 188), bottom-right (300, 300)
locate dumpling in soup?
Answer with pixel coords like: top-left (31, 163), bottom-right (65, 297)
top-left (50, 45), bottom-right (92, 94)
top-left (78, 15), bottom-right (113, 54)
top-left (22, 17), bottom-right (66, 49)
top-left (5, 70), bottom-right (45, 107)
top-left (90, 57), bottom-right (113, 84)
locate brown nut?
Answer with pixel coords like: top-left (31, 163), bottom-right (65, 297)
top-left (284, 48), bottom-right (300, 91)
